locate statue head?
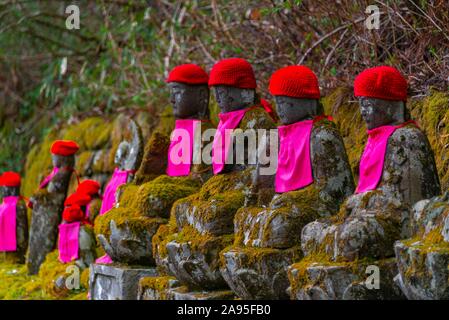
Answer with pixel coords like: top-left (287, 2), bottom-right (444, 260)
top-left (359, 98), bottom-right (406, 130)
top-left (169, 82), bottom-right (209, 119)
top-left (213, 85), bottom-right (255, 113)
top-left (52, 154), bottom-right (75, 169)
top-left (0, 171), bottom-right (21, 197)
top-left (209, 58), bottom-right (257, 114)
top-left (166, 64), bottom-right (210, 119)
top-left (354, 66), bottom-right (408, 130)
top-left (275, 97), bottom-right (323, 125)
top-left (269, 65), bottom-right (321, 125)
top-left (50, 140), bottom-right (79, 168)
top-left (115, 141), bottom-right (130, 169)
top-left (0, 186), bottom-right (20, 198)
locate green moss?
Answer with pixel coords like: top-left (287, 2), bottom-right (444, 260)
top-left (0, 251), bottom-right (89, 300)
top-left (322, 87), bottom-right (366, 181)
top-left (94, 206), bottom-right (166, 240)
top-left (402, 227), bottom-right (449, 254)
top-left (139, 275), bottom-right (176, 300)
top-left (409, 90), bottom-right (449, 189)
top-left (22, 130), bottom-right (58, 198)
top-left (63, 117), bottom-right (112, 151)
top-left (158, 226), bottom-right (234, 270)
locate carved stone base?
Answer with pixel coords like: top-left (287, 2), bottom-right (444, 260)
top-left (137, 276), bottom-right (235, 300)
top-left (165, 234), bottom-right (232, 290)
top-left (220, 246), bottom-right (301, 299)
top-left (89, 264), bottom-right (157, 300)
top-left (394, 240), bottom-right (449, 300)
top-left (287, 258), bottom-right (405, 300)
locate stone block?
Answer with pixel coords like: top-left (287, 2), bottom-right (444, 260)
top-left (220, 246), bottom-right (301, 299)
top-left (89, 263), bottom-right (157, 300)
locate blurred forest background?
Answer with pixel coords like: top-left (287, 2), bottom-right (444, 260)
top-left (1, 0), bottom-right (448, 173)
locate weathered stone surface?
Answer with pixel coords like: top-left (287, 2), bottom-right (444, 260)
top-left (137, 275), bottom-right (234, 300)
top-left (137, 275), bottom-right (180, 300)
top-left (234, 188), bottom-right (329, 249)
top-left (173, 170), bottom-right (251, 236)
top-left (394, 193), bottom-right (449, 300)
top-left (27, 157), bottom-right (74, 275)
top-left (394, 241), bottom-right (449, 300)
top-left (166, 286), bottom-right (235, 300)
top-left (76, 225), bottom-right (97, 269)
top-left (89, 263), bottom-right (157, 300)
top-left (220, 246), bottom-right (302, 299)
top-left (27, 192), bottom-right (67, 275)
top-left (288, 258), bottom-right (405, 300)
top-left (98, 218), bottom-right (162, 266)
top-left (165, 233), bottom-right (232, 290)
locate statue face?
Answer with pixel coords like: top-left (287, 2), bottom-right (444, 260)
top-left (213, 85), bottom-right (255, 113)
top-left (0, 186), bottom-right (20, 197)
top-left (169, 82), bottom-right (209, 119)
top-left (115, 142), bottom-right (130, 168)
top-left (52, 154), bottom-right (75, 168)
top-left (275, 96), bottom-right (320, 125)
top-left (359, 97), bottom-right (405, 130)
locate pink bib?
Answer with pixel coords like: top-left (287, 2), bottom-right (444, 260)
top-left (39, 167), bottom-right (60, 189)
top-left (95, 254), bottom-right (113, 264)
top-left (99, 168), bottom-right (131, 215)
top-left (58, 221), bottom-right (80, 263)
top-left (0, 196), bottom-right (19, 252)
top-left (167, 119), bottom-right (200, 177)
top-left (356, 121), bottom-right (417, 193)
top-left (212, 108), bottom-right (251, 175)
top-left (275, 120), bottom-right (314, 193)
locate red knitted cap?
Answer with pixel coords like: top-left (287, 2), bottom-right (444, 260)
top-left (77, 180), bottom-right (101, 196)
top-left (64, 192), bottom-right (91, 207)
top-left (354, 66), bottom-right (407, 101)
top-left (208, 58), bottom-right (257, 89)
top-left (269, 65), bottom-right (320, 99)
top-left (62, 205), bottom-right (84, 223)
top-left (0, 171), bottom-right (21, 187)
top-left (51, 140), bottom-right (79, 156)
top-left (166, 64), bottom-right (209, 85)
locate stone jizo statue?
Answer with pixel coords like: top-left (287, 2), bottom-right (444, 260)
top-left (97, 64), bottom-right (213, 267)
top-left (0, 172), bottom-right (28, 263)
top-left (290, 66), bottom-right (440, 300)
top-left (153, 58), bottom-right (276, 295)
top-left (27, 140), bottom-right (79, 275)
top-left (220, 66), bottom-right (355, 299)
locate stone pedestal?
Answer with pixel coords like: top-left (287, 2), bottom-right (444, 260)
top-left (138, 276), bottom-right (234, 300)
top-left (220, 246), bottom-right (301, 299)
top-left (287, 258), bottom-right (405, 300)
top-left (394, 240), bottom-right (449, 300)
top-left (89, 264), bottom-right (157, 300)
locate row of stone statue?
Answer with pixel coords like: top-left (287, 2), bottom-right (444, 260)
top-left (1, 58), bottom-right (448, 300)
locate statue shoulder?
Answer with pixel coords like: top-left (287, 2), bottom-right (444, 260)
top-left (390, 125), bottom-right (431, 151)
top-left (240, 107), bottom-right (276, 130)
top-left (311, 120), bottom-right (345, 152)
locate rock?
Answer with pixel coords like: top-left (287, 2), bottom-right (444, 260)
top-left (89, 263), bottom-right (157, 300)
top-left (98, 218), bottom-right (163, 266)
top-left (394, 238), bottom-right (449, 300)
top-left (164, 230), bottom-right (233, 290)
top-left (288, 258), bottom-right (405, 300)
top-left (166, 286), bottom-right (235, 300)
top-left (27, 192), bottom-right (67, 275)
top-left (137, 276), bottom-right (180, 300)
top-left (28, 160), bottom-right (74, 275)
top-left (76, 225), bottom-right (97, 269)
top-left (220, 246), bottom-right (302, 299)
top-left (173, 170), bottom-right (250, 237)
